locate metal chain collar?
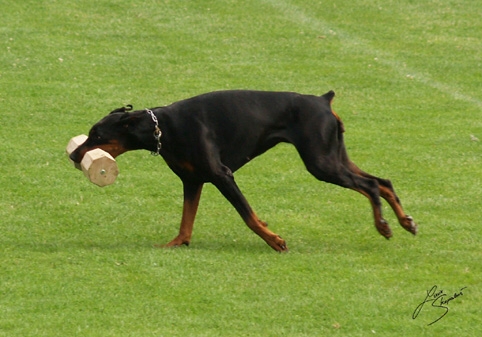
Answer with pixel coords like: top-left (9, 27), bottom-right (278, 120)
top-left (145, 109), bottom-right (162, 155)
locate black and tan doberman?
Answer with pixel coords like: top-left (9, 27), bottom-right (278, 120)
top-left (70, 90), bottom-right (417, 251)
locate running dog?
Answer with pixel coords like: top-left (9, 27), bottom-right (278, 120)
top-left (70, 90), bottom-right (418, 251)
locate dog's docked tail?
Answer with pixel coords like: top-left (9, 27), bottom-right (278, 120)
top-left (322, 90), bottom-right (345, 137)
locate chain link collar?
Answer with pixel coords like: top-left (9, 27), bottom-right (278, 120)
top-left (145, 109), bottom-right (162, 155)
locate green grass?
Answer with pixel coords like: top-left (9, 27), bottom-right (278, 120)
top-left (1, 0), bottom-right (481, 336)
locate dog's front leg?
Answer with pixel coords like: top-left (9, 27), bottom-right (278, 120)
top-left (212, 166), bottom-right (288, 252)
top-left (163, 181), bottom-right (203, 247)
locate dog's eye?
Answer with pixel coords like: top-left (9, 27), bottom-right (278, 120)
top-left (89, 129), bottom-right (103, 141)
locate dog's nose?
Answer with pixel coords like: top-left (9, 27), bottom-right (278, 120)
top-left (69, 151), bottom-right (80, 163)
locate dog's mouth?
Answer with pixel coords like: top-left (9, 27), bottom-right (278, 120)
top-left (70, 140), bottom-right (127, 163)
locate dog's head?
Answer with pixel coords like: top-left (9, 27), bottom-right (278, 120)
top-left (69, 105), bottom-right (147, 164)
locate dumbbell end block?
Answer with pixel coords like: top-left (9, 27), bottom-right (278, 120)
top-left (66, 134), bottom-right (88, 171)
top-left (81, 149), bottom-right (119, 187)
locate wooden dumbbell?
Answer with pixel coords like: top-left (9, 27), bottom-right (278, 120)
top-left (66, 134), bottom-right (88, 170)
top-left (66, 135), bottom-right (119, 187)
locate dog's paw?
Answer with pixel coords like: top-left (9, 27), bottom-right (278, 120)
top-left (376, 219), bottom-right (393, 239)
top-left (271, 236), bottom-right (289, 252)
top-left (159, 237), bottom-right (190, 248)
top-left (402, 215), bottom-right (418, 235)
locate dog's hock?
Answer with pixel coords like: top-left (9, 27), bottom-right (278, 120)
top-left (66, 135), bottom-right (119, 187)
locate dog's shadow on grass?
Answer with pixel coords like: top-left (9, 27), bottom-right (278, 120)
top-left (6, 238), bottom-right (275, 255)
top-left (6, 240), bottom-right (155, 254)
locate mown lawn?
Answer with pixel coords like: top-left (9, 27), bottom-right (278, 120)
top-left (1, 0), bottom-right (480, 336)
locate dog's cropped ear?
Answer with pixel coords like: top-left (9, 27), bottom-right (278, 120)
top-left (119, 111), bottom-right (142, 128)
top-left (321, 90), bottom-right (335, 103)
top-left (109, 104), bottom-right (133, 114)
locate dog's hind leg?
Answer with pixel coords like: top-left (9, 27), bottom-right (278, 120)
top-left (298, 144), bottom-right (393, 238)
top-left (211, 165), bottom-right (288, 252)
top-left (336, 168), bottom-right (394, 238)
top-left (163, 182), bottom-right (204, 247)
top-left (346, 174), bottom-right (393, 239)
top-left (347, 162), bottom-right (418, 235)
